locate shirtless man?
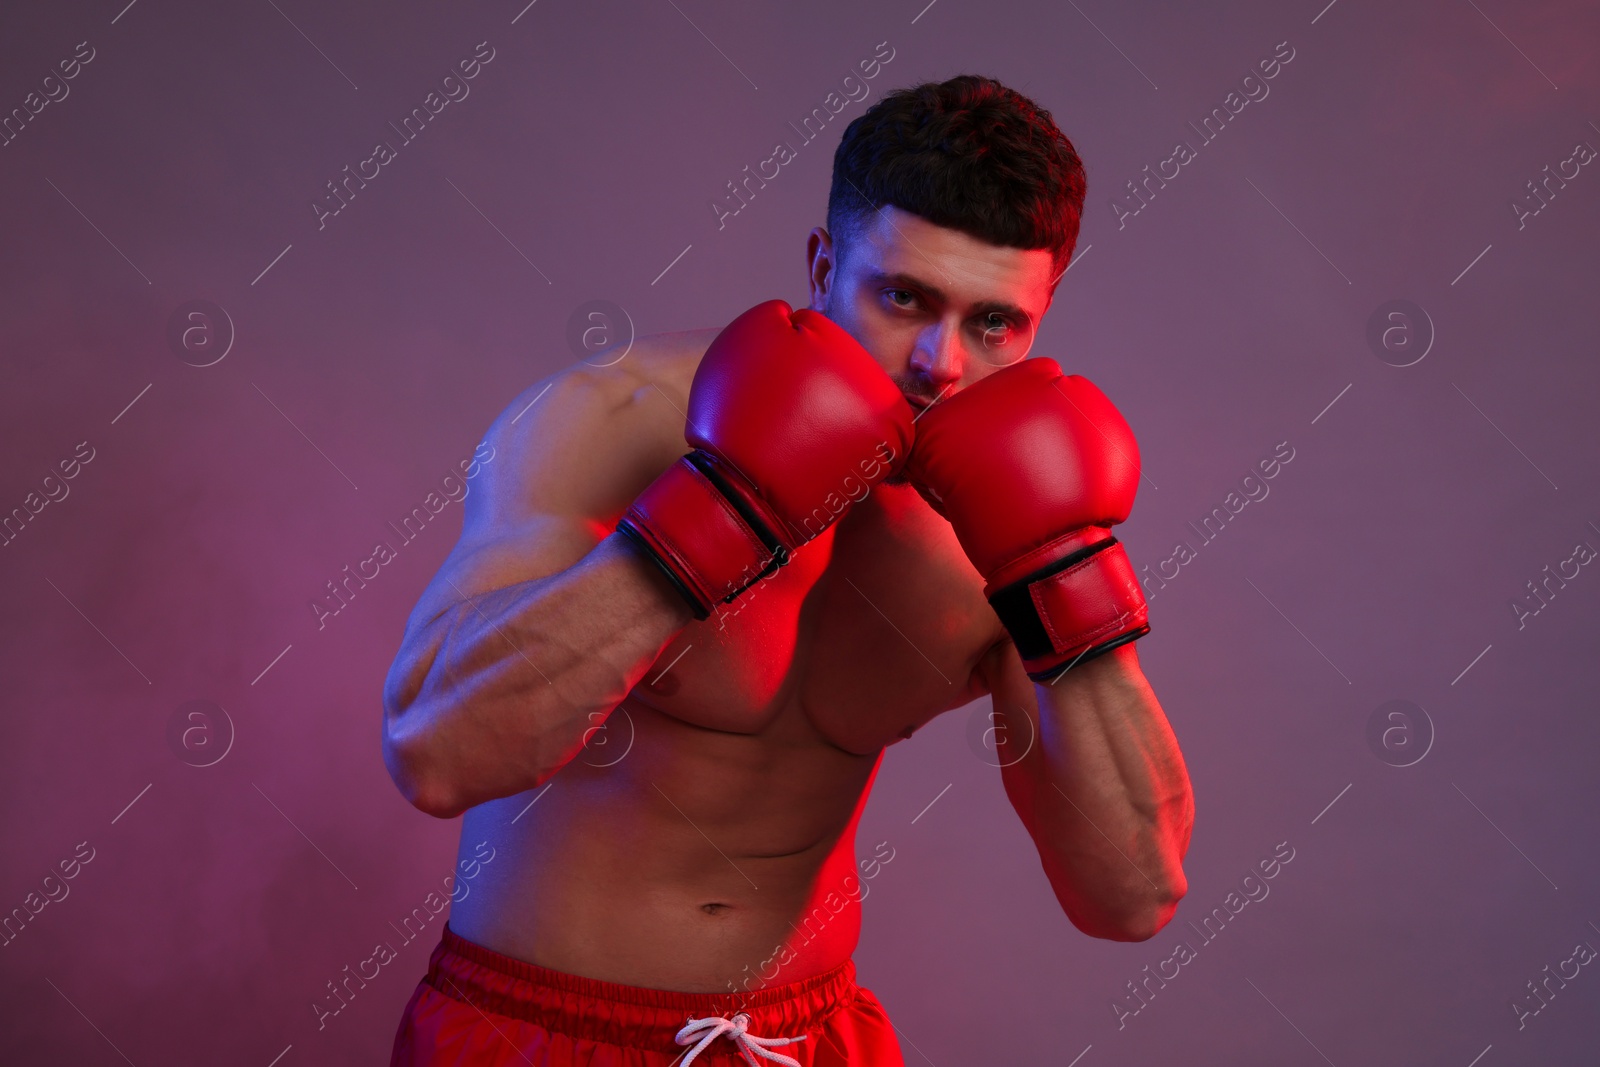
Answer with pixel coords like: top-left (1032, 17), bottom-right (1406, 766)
top-left (384, 74), bottom-right (1193, 1066)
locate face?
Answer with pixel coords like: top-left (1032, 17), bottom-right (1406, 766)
top-left (805, 204), bottom-right (1058, 411)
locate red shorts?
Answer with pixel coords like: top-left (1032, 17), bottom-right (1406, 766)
top-left (391, 923), bottom-right (905, 1066)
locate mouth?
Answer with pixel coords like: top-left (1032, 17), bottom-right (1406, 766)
top-left (903, 383), bottom-right (953, 416)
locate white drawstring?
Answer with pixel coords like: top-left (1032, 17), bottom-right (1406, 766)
top-left (674, 1011), bottom-right (807, 1066)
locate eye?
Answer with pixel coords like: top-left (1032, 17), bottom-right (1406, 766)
top-left (982, 313), bottom-right (1012, 334)
top-left (884, 288), bottom-right (917, 309)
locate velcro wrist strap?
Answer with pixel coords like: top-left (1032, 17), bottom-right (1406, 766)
top-left (988, 538), bottom-right (1151, 681)
top-left (615, 454), bottom-right (786, 620)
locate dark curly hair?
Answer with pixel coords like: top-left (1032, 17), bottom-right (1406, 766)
top-left (827, 75), bottom-right (1087, 284)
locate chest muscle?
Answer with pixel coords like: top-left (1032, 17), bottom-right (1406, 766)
top-left (627, 484), bottom-right (999, 752)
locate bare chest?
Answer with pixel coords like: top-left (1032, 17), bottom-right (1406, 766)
top-left (627, 483), bottom-right (1000, 752)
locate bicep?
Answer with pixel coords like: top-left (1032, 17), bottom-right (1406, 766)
top-left (403, 513), bottom-right (605, 639)
top-left (397, 364), bottom-right (668, 643)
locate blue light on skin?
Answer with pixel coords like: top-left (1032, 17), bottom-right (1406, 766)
top-left (804, 204), bottom-right (1059, 411)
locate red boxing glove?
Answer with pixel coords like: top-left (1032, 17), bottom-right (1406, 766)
top-left (618, 300), bottom-right (915, 620)
top-left (906, 358), bottom-right (1150, 681)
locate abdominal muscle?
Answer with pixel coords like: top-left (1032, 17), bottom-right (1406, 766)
top-left (444, 689), bottom-right (884, 994)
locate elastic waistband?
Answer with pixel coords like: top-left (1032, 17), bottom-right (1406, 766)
top-left (423, 923), bottom-right (859, 1049)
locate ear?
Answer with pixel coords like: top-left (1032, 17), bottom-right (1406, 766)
top-left (806, 226), bottom-right (836, 313)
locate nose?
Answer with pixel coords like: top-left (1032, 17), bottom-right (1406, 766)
top-left (909, 321), bottom-right (964, 391)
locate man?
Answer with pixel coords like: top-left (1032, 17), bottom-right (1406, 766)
top-left (385, 74), bottom-right (1193, 1066)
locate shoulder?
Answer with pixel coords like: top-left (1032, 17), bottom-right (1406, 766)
top-left (505, 325), bottom-right (715, 417)
top-left (466, 326), bottom-right (721, 529)
top-left (496, 325), bottom-right (718, 434)
top-left (391, 325), bottom-right (727, 640)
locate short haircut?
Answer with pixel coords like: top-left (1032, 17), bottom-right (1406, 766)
top-left (827, 74), bottom-right (1087, 284)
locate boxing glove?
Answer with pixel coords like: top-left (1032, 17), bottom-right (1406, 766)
top-left (906, 358), bottom-right (1150, 681)
top-left (617, 300), bottom-right (915, 620)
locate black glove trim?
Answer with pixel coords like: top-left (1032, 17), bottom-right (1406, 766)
top-left (684, 451), bottom-right (790, 597)
top-left (987, 537), bottom-right (1121, 661)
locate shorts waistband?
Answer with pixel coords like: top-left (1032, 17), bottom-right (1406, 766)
top-left (424, 922), bottom-right (860, 1050)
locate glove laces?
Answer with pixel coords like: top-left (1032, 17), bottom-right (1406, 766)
top-left (674, 1011), bottom-right (807, 1066)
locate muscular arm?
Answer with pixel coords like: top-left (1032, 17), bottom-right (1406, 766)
top-left (381, 362), bottom-right (697, 819)
top-left (980, 638), bottom-right (1192, 941)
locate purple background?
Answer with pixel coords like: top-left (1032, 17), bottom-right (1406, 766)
top-left (3, 0), bottom-right (1598, 1062)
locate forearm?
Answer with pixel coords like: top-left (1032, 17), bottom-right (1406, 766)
top-left (1000, 644), bottom-right (1192, 940)
top-left (383, 533), bottom-right (694, 816)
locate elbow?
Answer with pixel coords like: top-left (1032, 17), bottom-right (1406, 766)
top-left (379, 643), bottom-right (574, 819)
top-left (382, 685), bottom-right (470, 820)
top-left (1101, 795), bottom-right (1195, 942)
top-left (1122, 870), bottom-right (1188, 942)
top-left (1071, 878), bottom-right (1188, 943)
top-left (406, 775), bottom-right (470, 821)
top-left (412, 789), bottom-right (468, 821)
top-left (1109, 892), bottom-right (1184, 943)
top-left (380, 688), bottom-right (558, 820)
top-left (383, 729), bottom-right (466, 820)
